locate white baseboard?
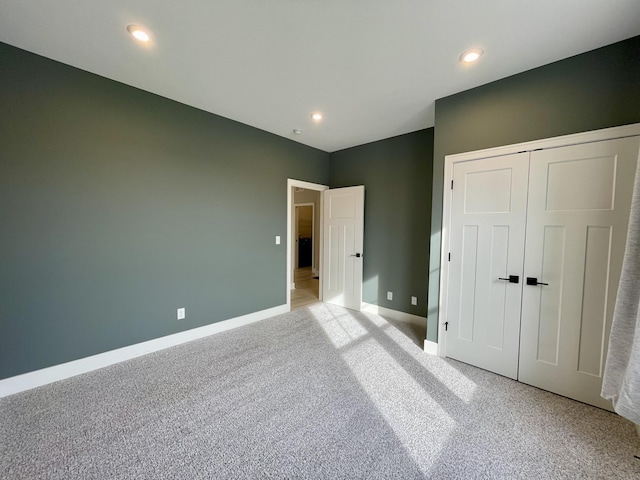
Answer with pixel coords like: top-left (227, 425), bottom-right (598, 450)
top-left (423, 339), bottom-right (439, 356)
top-left (361, 303), bottom-right (427, 327)
top-left (0, 304), bottom-right (288, 399)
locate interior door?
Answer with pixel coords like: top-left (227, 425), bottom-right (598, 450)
top-left (322, 186), bottom-right (364, 311)
top-left (518, 136), bottom-right (640, 409)
top-left (445, 153), bottom-right (529, 379)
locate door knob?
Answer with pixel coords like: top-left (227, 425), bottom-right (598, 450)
top-left (526, 277), bottom-right (548, 286)
top-left (498, 275), bottom-right (520, 284)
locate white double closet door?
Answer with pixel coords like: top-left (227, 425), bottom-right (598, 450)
top-left (445, 134), bottom-right (640, 410)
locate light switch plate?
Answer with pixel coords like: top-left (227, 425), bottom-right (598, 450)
top-left (275, 235), bottom-right (281, 245)
top-left (177, 308), bottom-right (186, 320)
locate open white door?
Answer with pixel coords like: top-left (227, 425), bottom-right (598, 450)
top-left (322, 186), bottom-right (364, 311)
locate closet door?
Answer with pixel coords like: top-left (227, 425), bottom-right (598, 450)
top-left (519, 136), bottom-right (640, 409)
top-left (445, 153), bottom-right (529, 379)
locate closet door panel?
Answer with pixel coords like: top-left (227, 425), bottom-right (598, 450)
top-left (445, 153), bottom-right (529, 379)
top-left (519, 136), bottom-right (640, 409)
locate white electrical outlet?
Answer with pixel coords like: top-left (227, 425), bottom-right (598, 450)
top-left (387, 291), bottom-right (393, 301)
top-left (411, 296), bottom-right (418, 306)
top-left (177, 307), bottom-right (186, 320)
top-left (275, 235), bottom-right (281, 245)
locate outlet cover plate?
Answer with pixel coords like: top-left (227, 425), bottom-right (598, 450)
top-left (177, 308), bottom-right (186, 320)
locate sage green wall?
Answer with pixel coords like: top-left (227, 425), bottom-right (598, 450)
top-left (0, 42), bottom-right (330, 379)
top-left (330, 130), bottom-right (433, 317)
top-left (427, 35), bottom-right (640, 342)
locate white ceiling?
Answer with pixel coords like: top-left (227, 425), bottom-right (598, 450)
top-left (1, 1), bottom-right (639, 153)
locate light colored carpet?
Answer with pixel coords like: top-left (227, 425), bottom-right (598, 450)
top-left (385, 317), bottom-right (426, 348)
top-left (1, 303), bottom-right (639, 479)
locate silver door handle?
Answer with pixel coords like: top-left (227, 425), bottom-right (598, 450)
top-left (350, 253), bottom-right (363, 258)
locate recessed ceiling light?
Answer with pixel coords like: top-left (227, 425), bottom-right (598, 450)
top-left (127, 25), bottom-right (150, 42)
top-left (311, 112), bottom-right (323, 121)
top-left (460, 48), bottom-right (484, 63)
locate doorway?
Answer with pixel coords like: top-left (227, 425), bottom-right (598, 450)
top-left (286, 179), bottom-right (366, 312)
top-left (287, 179), bottom-right (328, 311)
top-left (294, 204), bottom-right (314, 270)
top-left (293, 201), bottom-right (318, 309)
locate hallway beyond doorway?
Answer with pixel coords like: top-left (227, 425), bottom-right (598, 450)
top-left (291, 267), bottom-right (320, 310)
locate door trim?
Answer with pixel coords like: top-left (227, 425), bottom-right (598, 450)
top-left (438, 123), bottom-right (640, 357)
top-left (287, 179), bottom-right (329, 311)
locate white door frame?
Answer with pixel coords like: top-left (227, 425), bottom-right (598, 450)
top-left (294, 202), bottom-right (315, 270)
top-left (287, 179), bottom-right (329, 311)
top-left (438, 123), bottom-right (640, 357)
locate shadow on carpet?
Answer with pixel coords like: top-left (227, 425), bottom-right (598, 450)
top-left (1, 303), bottom-right (639, 479)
